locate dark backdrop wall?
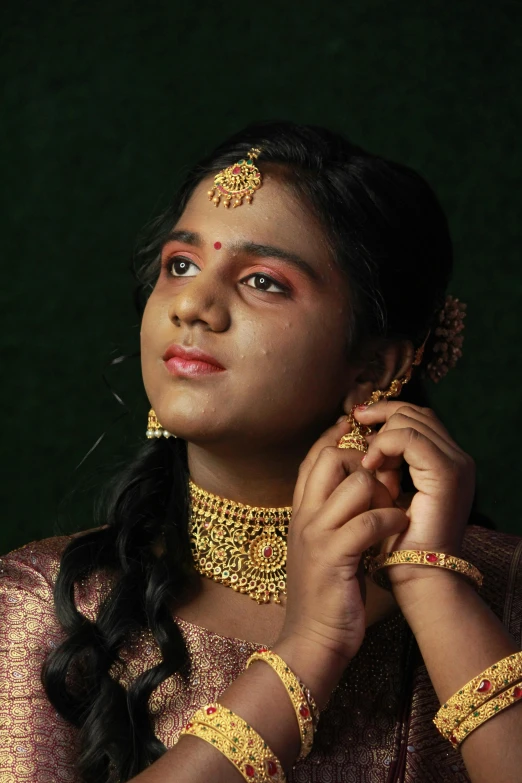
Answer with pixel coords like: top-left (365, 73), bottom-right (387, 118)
top-left (2, 0), bottom-right (521, 554)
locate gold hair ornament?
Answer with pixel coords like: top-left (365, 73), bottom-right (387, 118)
top-left (208, 148), bottom-right (262, 208)
top-left (424, 295), bottom-right (466, 383)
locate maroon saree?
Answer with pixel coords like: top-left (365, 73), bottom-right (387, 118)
top-left (1, 525), bottom-right (521, 781)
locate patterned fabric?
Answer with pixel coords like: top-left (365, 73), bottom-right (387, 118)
top-left (0, 526), bottom-right (521, 782)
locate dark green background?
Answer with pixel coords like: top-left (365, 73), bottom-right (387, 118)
top-left (2, 1), bottom-right (521, 554)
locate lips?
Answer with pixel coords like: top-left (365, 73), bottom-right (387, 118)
top-left (162, 344), bottom-right (225, 377)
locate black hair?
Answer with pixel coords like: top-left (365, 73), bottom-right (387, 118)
top-left (42, 121), bottom-right (455, 782)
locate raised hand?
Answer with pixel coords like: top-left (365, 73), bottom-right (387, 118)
top-left (354, 401), bottom-right (476, 587)
top-left (276, 418), bottom-right (409, 666)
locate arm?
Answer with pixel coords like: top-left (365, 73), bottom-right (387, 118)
top-left (394, 571), bottom-right (521, 783)
top-left (355, 401), bottom-right (522, 783)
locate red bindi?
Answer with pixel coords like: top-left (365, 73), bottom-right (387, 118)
top-left (213, 241), bottom-right (222, 250)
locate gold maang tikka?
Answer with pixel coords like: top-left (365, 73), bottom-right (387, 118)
top-left (208, 147), bottom-right (262, 208)
top-left (338, 340), bottom-right (428, 452)
top-left (188, 480), bottom-right (291, 605)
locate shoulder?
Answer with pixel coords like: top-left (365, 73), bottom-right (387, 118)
top-left (0, 526), bottom-right (114, 622)
top-left (462, 525), bottom-right (522, 640)
top-left (0, 534), bottom-right (74, 599)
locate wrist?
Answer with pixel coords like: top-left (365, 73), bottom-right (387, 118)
top-left (392, 567), bottom-right (476, 635)
top-left (272, 633), bottom-right (349, 711)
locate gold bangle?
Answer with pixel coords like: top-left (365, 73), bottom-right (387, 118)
top-left (434, 651), bottom-right (522, 737)
top-left (246, 649), bottom-right (315, 761)
top-left (181, 703), bottom-right (286, 782)
top-left (449, 681), bottom-right (522, 748)
top-left (367, 550), bottom-right (483, 590)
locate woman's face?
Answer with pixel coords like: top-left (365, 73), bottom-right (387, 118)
top-left (140, 174), bottom-right (362, 453)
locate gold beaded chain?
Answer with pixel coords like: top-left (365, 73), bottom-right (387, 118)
top-left (188, 480), bottom-right (291, 605)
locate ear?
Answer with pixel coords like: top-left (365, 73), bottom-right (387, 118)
top-left (341, 338), bottom-right (415, 414)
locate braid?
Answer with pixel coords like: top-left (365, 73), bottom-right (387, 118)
top-left (42, 438), bottom-right (198, 782)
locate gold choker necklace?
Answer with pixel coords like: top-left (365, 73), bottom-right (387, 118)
top-left (188, 480), bottom-right (291, 604)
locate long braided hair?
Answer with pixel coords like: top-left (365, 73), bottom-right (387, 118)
top-left (42, 121), bottom-right (459, 782)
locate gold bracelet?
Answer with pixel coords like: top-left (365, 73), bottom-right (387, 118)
top-left (449, 681), bottom-right (522, 748)
top-left (181, 703), bottom-right (286, 781)
top-left (434, 651), bottom-right (522, 737)
top-left (246, 649), bottom-right (315, 761)
top-left (367, 550), bottom-right (483, 590)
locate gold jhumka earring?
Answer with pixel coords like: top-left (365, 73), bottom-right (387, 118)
top-left (337, 341), bottom-right (427, 452)
top-left (207, 147), bottom-right (262, 208)
top-left (145, 409), bottom-right (176, 439)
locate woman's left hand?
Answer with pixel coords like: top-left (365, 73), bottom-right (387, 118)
top-left (354, 401), bottom-right (476, 586)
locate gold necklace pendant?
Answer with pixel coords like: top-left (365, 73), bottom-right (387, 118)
top-left (188, 480), bottom-right (291, 604)
top-left (207, 147), bottom-right (262, 208)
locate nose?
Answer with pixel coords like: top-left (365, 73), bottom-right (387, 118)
top-left (168, 270), bottom-right (231, 332)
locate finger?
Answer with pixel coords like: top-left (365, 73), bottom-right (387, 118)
top-left (355, 401), bottom-right (452, 440)
top-left (331, 506), bottom-right (409, 557)
top-left (374, 466), bottom-right (402, 502)
top-left (299, 456), bottom-right (396, 534)
top-left (293, 418), bottom-right (356, 513)
top-left (373, 410), bottom-right (457, 458)
top-left (316, 467), bottom-right (395, 532)
top-left (297, 445), bottom-right (359, 514)
top-left (361, 426), bottom-right (458, 476)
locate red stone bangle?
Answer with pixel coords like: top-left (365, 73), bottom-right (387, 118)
top-left (181, 703), bottom-right (286, 781)
top-left (450, 682), bottom-right (522, 748)
top-left (434, 651), bottom-right (522, 739)
top-left (367, 550), bottom-right (483, 591)
top-left (246, 649), bottom-right (317, 761)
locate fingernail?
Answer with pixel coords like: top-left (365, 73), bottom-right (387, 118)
top-left (356, 404), bottom-right (368, 411)
top-left (336, 415), bottom-right (347, 423)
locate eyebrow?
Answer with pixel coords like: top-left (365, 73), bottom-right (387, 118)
top-left (162, 230), bottom-right (320, 281)
top-left (162, 229), bottom-right (201, 247)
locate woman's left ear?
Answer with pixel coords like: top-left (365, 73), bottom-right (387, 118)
top-left (341, 338), bottom-right (415, 413)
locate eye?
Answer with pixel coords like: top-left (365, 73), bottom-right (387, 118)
top-left (166, 256), bottom-right (200, 277)
top-left (242, 273), bottom-right (288, 294)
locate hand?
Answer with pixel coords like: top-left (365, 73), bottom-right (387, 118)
top-left (354, 401), bottom-right (476, 587)
top-left (276, 418), bottom-right (409, 667)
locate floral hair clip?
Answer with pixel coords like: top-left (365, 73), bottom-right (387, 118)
top-left (424, 295), bottom-right (467, 383)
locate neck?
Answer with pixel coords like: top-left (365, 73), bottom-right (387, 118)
top-left (187, 441), bottom-right (309, 507)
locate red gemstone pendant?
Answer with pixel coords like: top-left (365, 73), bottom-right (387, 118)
top-left (263, 546), bottom-right (273, 558)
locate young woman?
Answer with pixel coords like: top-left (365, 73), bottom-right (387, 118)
top-left (1, 122), bottom-right (521, 783)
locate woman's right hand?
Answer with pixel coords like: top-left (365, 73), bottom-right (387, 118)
top-left (273, 419), bottom-right (409, 704)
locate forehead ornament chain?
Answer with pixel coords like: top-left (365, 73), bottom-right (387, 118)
top-left (208, 147), bottom-right (262, 209)
top-left (188, 479), bottom-right (290, 604)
